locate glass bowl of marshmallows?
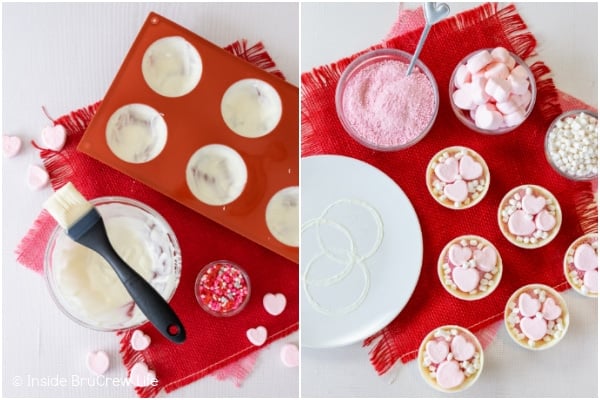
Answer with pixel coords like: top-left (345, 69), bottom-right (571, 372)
top-left (449, 47), bottom-right (536, 134)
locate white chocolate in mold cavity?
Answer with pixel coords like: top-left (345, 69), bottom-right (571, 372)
top-left (221, 79), bottom-right (282, 138)
top-left (418, 325), bottom-right (484, 393)
top-left (498, 184), bottom-right (562, 249)
top-left (504, 284), bottom-right (569, 350)
top-left (564, 233), bottom-right (598, 297)
top-left (438, 235), bottom-right (502, 300)
top-left (186, 144), bottom-right (247, 206)
top-left (426, 146), bottom-right (490, 209)
top-left (265, 186), bottom-right (299, 247)
top-left (105, 104), bottom-right (168, 164)
top-left (141, 36), bottom-right (202, 97)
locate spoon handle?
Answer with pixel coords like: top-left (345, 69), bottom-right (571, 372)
top-left (406, 23), bottom-right (431, 76)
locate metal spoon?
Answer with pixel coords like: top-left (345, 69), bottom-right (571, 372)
top-left (406, 2), bottom-right (450, 76)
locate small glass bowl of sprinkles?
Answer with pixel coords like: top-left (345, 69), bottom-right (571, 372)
top-left (195, 260), bottom-right (250, 317)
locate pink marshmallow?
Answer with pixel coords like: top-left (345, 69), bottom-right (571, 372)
top-left (466, 50), bottom-right (493, 74)
top-left (484, 77), bottom-right (511, 103)
top-left (496, 99), bottom-right (519, 115)
top-left (453, 64), bottom-right (472, 88)
top-left (469, 75), bottom-right (490, 105)
top-left (511, 65), bottom-right (529, 80)
top-left (508, 74), bottom-right (530, 95)
top-left (475, 104), bottom-right (504, 130)
top-left (483, 62), bottom-right (510, 80)
top-left (452, 86), bottom-right (476, 110)
top-left (504, 108), bottom-right (526, 127)
top-left (491, 47), bottom-right (516, 69)
top-left (512, 91), bottom-right (532, 108)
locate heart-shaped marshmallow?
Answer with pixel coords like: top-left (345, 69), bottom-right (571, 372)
top-left (130, 329), bottom-right (151, 351)
top-left (436, 360), bottom-right (465, 390)
top-left (535, 210), bottom-right (556, 232)
top-left (583, 270), bottom-right (598, 292)
top-left (425, 340), bottom-right (449, 364)
top-left (541, 298), bottom-right (562, 321)
top-left (424, 2), bottom-right (450, 25)
top-left (518, 293), bottom-right (540, 317)
top-left (280, 343), bottom-right (299, 367)
top-left (128, 361), bottom-right (157, 387)
top-left (508, 209), bottom-right (535, 236)
top-left (27, 165), bottom-right (49, 190)
top-left (574, 244), bottom-right (597, 271)
top-left (86, 350), bottom-right (110, 376)
top-left (473, 246), bottom-right (496, 272)
top-left (41, 125), bottom-right (67, 151)
top-left (434, 157), bottom-right (459, 183)
top-left (448, 244), bottom-right (472, 266)
top-left (522, 194), bottom-right (546, 215)
top-left (246, 326), bottom-right (267, 346)
top-left (3, 135), bottom-right (22, 157)
top-left (444, 179), bottom-right (468, 203)
top-left (450, 334), bottom-right (475, 361)
top-left (452, 267), bottom-right (480, 293)
top-left (519, 316), bottom-right (547, 341)
top-left (263, 293), bottom-right (287, 316)
top-left (458, 155), bottom-right (483, 180)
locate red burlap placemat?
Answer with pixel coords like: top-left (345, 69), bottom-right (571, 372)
top-left (16, 40), bottom-right (298, 397)
top-left (301, 2), bottom-right (597, 376)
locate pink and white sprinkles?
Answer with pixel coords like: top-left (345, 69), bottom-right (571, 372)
top-left (565, 233), bottom-right (598, 297)
top-left (505, 285), bottom-right (568, 349)
top-left (196, 261), bottom-right (250, 316)
top-left (451, 47), bottom-right (533, 131)
top-left (420, 326), bottom-right (483, 392)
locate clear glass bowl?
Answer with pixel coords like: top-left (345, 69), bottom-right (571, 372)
top-left (195, 260), bottom-right (251, 317)
top-left (335, 48), bottom-right (439, 151)
top-left (449, 48), bottom-right (537, 134)
top-left (544, 109), bottom-right (598, 181)
top-left (44, 196), bottom-right (181, 331)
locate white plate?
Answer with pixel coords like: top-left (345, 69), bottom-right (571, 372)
top-left (301, 155), bottom-right (423, 348)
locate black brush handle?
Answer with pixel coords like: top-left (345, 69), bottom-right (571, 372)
top-left (69, 209), bottom-right (186, 343)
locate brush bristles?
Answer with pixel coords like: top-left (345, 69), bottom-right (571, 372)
top-left (43, 182), bottom-right (93, 229)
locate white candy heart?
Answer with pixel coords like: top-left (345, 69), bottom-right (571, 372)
top-left (280, 343), bottom-right (299, 367)
top-left (535, 210), bottom-right (556, 232)
top-left (41, 125), bottom-right (67, 151)
top-left (425, 340), bottom-right (449, 364)
top-left (434, 157), bottom-right (459, 183)
top-left (444, 179), bottom-right (468, 203)
top-left (508, 209), bottom-right (535, 236)
top-left (574, 244), bottom-right (597, 271)
top-left (86, 350), bottom-right (110, 376)
top-left (452, 267), bottom-right (480, 293)
top-left (27, 164), bottom-right (49, 190)
top-left (263, 293), bottom-right (287, 316)
top-left (436, 360), bottom-right (465, 389)
top-left (583, 270), bottom-right (598, 292)
top-left (541, 297), bottom-right (562, 321)
top-left (473, 246), bottom-right (496, 272)
top-left (518, 293), bottom-right (540, 317)
top-left (246, 326), bottom-right (267, 346)
top-left (424, 2), bottom-right (450, 25)
top-left (448, 244), bottom-right (472, 266)
top-left (458, 155), bottom-right (483, 180)
top-left (3, 135), bottom-right (22, 157)
top-left (450, 334), bottom-right (475, 361)
top-left (130, 329), bottom-right (151, 351)
top-left (519, 316), bottom-right (547, 341)
top-left (522, 194), bottom-right (546, 215)
top-left (128, 361), bottom-right (157, 387)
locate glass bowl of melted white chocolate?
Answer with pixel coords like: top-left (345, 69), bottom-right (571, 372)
top-left (44, 196), bottom-right (181, 331)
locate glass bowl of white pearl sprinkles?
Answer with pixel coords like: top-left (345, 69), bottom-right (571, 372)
top-left (544, 109), bottom-right (598, 181)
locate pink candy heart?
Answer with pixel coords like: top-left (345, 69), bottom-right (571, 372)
top-left (473, 246), bottom-right (496, 272)
top-left (508, 210), bottom-right (535, 236)
top-left (86, 350), bottom-right (110, 376)
top-left (574, 244), bottom-right (597, 271)
top-left (518, 293), bottom-right (540, 317)
top-left (458, 155), bottom-right (483, 180)
top-left (434, 157), bottom-right (459, 183)
top-left (425, 340), bottom-right (449, 364)
top-left (535, 210), bottom-right (556, 232)
top-left (522, 193), bottom-right (546, 215)
top-left (130, 329), bottom-right (151, 351)
top-left (541, 298), bottom-right (562, 321)
top-left (3, 135), bottom-right (22, 157)
top-left (450, 334), bottom-right (475, 361)
top-left (444, 180), bottom-right (468, 203)
top-left (128, 361), bottom-right (157, 387)
top-left (27, 165), bottom-right (49, 190)
top-left (448, 244), bottom-right (472, 266)
top-left (584, 270), bottom-right (598, 292)
top-left (41, 124), bottom-right (67, 151)
top-left (436, 360), bottom-right (465, 390)
top-left (280, 343), bottom-right (299, 367)
top-left (452, 267), bottom-right (480, 293)
top-left (520, 316), bottom-right (547, 341)
top-left (246, 326), bottom-right (267, 346)
top-left (263, 293), bottom-right (287, 316)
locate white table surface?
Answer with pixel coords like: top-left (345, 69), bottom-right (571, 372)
top-left (300, 2), bottom-right (598, 398)
top-left (2, 3), bottom-right (298, 398)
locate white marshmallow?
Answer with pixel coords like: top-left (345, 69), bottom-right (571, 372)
top-left (453, 64), bottom-right (472, 89)
top-left (475, 104), bottom-right (503, 130)
top-left (508, 74), bottom-right (530, 95)
top-left (485, 77), bottom-right (511, 103)
top-left (484, 62), bottom-right (510, 80)
top-left (496, 99), bottom-right (519, 114)
top-left (466, 50), bottom-right (493, 73)
top-left (511, 65), bottom-right (529, 80)
top-left (452, 86), bottom-right (476, 110)
top-left (504, 108), bottom-right (526, 127)
top-left (470, 75), bottom-right (490, 105)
